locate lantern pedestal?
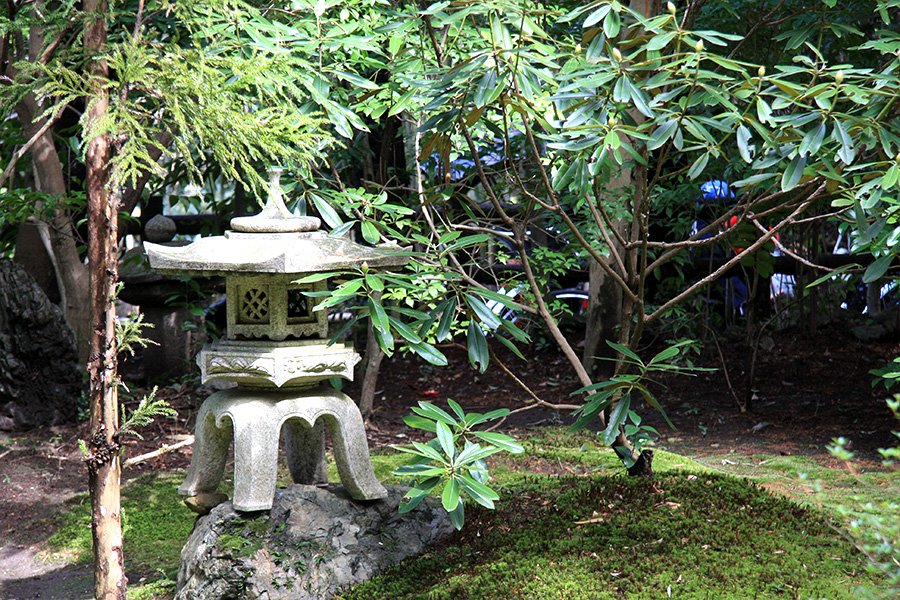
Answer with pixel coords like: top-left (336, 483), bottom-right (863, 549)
top-left (180, 385), bottom-right (388, 512)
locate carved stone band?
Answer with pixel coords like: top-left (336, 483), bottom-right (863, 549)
top-left (197, 339), bottom-right (360, 388)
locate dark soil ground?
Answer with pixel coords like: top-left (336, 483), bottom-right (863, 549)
top-left (1, 323), bottom-right (898, 598)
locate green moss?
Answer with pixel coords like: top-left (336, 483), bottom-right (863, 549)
top-left (47, 471), bottom-right (194, 578)
top-left (36, 428), bottom-right (898, 600)
top-left (338, 473), bottom-right (880, 600)
top-left (126, 578), bottom-right (176, 600)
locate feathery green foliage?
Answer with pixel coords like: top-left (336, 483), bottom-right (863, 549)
top-left (6, 0), bottom-right (332, 199)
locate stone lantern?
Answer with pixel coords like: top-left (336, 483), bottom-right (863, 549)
top-left (145, 168), bottom-right (406, 511)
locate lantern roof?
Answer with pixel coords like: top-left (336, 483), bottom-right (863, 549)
top-left (145, 167), bottom-right (409, 277)
top-left (145, 231), bottom-right (408, 277)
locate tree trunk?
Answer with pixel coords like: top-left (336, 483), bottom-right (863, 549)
top-left (582, 160), bottom-right (633, 378)
top-left (84, 2), bottom-right (126, 598)
top-left (13, 95), bottom-right (92, 366)
top-left (7, 10), bottom-right (93, 366)
top-left (582, 259), bottom-right (624, 379)
top-left (359, 290), bottom-right (385, 415)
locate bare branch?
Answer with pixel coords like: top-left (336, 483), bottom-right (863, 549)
top-left (123, 436), bottom-right (194, 469)
top-left (646, 182), bottom-right (823, 325)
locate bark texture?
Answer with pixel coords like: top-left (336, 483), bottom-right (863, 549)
top-left (84, 2), bottom-right (126, 598)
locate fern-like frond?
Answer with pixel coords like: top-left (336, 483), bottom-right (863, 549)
top-left (119, 387), bottom-right (177, 441)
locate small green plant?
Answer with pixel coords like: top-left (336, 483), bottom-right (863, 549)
top-left (118, 387), bottom-right (177, 440)
top-left (870, 358), bottom-right (900, 390)
top-left (829, 397), bottom-right (900, 600)
top-left (392, 399), bottom-right (524, 529)
top-left (570, 340), bottom-right (710, 470)
top-left (115, 309), bottom-right (157, 358)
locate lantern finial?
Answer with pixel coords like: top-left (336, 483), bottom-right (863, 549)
top-left (230, 167), bottom-right (321, 233)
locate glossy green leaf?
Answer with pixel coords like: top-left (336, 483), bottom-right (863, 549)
top-left (373, 325), bottom-right (394, 355)
top-left (624, 77), bottom-right (654, 118)
top-left (328, 221), bottom-right (356, 238)
top-left (402, 415), bottom-right (438, 432)
top-left (494, 333), bottom-right (526, 359)
top-left (458, 474), bottom-right (499, 508)
top-left (368, 297), bottom-right (390, 335)
top-left (447, 398), bottom-right (465, 420)
top-left (737, 125), bottom-right (752, 163)
top-left (436, 420), bottom-right (455, 460)
top-left (456, 444), bottom-right (501, 467)
top-left (883, 165), bottom-right (900, 190)
top-left (361, 220), bottom-right (380, 244)
top-left (410, 440), bottom-right (446, 463)
top-left (442, 477), bottom-right (460, 512)
top-left (603, 9), bottom-right (621, 38)
top-left (756, 97), bottom-right (773, 125)
top-left (473, 69), bottom-right (498, 108)
top-left (309, 192), bottom-right (343, 229)
top-left (833, 120), bottom-right (856, 164)
top-left (436, 297), bottom-right (457, 342)
top-left (687, 152), bottom-right (709, 180)
top-left (647, 119), bottom-right (678, 150)
top-left (781, 153), bottom-right (807, 191)
top-left (583, 3), bottom-right (611, 27)
top-left (473, 431), bottom-right (524, 453)
top-left (448, 502), bottom-right (464, 530)
top-left (388, 316), bottom-right (423, 344)
top-left (365, 273), bottom-right (384, 292)
top-left (569, 388), bottom-right (616, 432)
top-left (408, 341), bottom-right (448, 366)
top-left (864, 254), bottom-right (893, 283)
top-left (607, 340), bottom-right (643, 363)
top-left (398, 477), bottom-right (440, 513)
top-left (798, 121), bottom-right (826, 157)
top-left (601, 395), bottom-right (631, 446)
top-left (412, 402), bottom-right (459, 427)
top-left (467, 321), bottom-right (489, 373)
top-left (292, 272), bottom-right (333, 284)
top-left (465, 294), bottom-right (501, 330)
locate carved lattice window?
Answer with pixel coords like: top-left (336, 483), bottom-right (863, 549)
top-left (240, 288), bottom-right (269, 323)
top-left (287, 287), bottom-right (312, 323)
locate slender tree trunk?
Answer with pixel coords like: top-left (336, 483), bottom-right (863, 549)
top-left (359, 291), bottom-right (385, 414)
top-left (84, 2), bottom-right (126, 598)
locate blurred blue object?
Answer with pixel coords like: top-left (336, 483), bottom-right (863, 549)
top-left (700, 179), bottom-right (735, 201)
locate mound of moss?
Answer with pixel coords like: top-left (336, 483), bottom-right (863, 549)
top-left (339, 473), bottom-right (878, 600)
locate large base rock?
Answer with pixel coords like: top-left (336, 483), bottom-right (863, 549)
top-left (0, 261), bottom-right (81, 430)
top-left (176, 484), bottom-right (455, 600)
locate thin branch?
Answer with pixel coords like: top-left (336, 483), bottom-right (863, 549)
top-left (487, 346), bottom-right (581, 412)
top-left (704, 324), bottom-right (745, 412)
top-left (122, 435), bottom-right (193, 468)
top-left (750, 217), bottom-right (834, 273)
top-left (0, 112), bottom-right (57, 190)
top-left (725, 0), bottom-right (787, 61)
top-left (646, 183), bottom-right (822, 326)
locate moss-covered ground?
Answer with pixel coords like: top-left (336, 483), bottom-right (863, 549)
top-left (43, 427), bottom-right (897, 599)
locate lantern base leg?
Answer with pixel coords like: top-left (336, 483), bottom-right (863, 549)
top-left (178, 385), bottom-right (387, 511)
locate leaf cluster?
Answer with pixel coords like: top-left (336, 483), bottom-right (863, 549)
top-left (392, 399), bottom-right (524, 529)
